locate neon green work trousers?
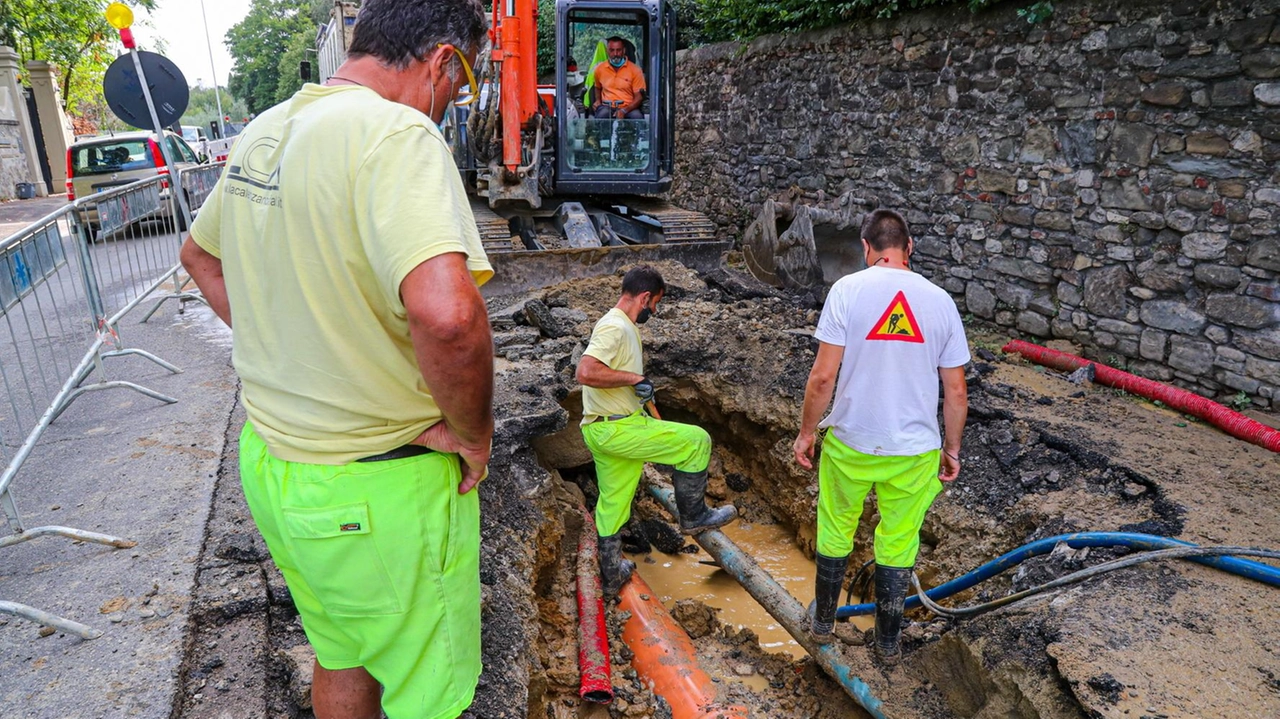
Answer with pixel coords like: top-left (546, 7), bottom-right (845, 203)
top-left (239, 424), bottom-right (481, 719)
top-left (816, 432), bottom-right (943, 568)
top-left (581, 411), bottom-right (712, 536)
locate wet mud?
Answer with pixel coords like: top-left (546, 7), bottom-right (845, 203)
top-left (174, 262), bottom-right (1280, 719)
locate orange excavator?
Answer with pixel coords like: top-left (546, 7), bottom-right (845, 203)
top-left (320, 0), bottom-right (728, 295)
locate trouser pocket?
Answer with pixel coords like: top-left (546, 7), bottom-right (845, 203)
top-left (282, 502), bottom-right (403, 616)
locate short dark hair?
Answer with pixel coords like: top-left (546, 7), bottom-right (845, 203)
top-left (621, 265), bottom-right (665, 297)
top-left (349, 0), bottom-right (488, 71)
top-left (861, 209), bottom-right (910, 252)
top-left (606, 36), bottom-right (627, 46)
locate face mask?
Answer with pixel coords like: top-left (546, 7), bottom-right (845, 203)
top-left (567, 71), bottom-right (584, 86)
top-left (609, 56), bottom-right (626, 68)
top-left (636, 307), bottom-right (652, 324)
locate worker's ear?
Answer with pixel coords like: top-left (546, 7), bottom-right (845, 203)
top-left (424, 44), bottom-right (454, 86)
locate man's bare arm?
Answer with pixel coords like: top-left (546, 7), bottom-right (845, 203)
top-left (403, 252), bottom-right (493, 492)
top-left (793, 342), bottom-right (844, 469)
top-left (180, 236), bottom-right (232, 326)
top-left (938, 365), bottom-right (968, 482)
top-left (576, 354), bottom-right (643, 389)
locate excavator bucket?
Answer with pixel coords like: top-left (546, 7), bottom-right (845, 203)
top-left (742, 191), bottom-right (871, 291)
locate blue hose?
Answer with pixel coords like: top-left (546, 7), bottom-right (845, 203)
top-left (835, 531), bottom-right (1280, 619)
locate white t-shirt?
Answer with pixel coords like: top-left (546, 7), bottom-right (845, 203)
top-left (814, 266), bottom-right (971, 456)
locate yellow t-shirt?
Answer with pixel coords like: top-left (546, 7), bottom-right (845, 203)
top-left (580, 308), bottom-right (643, 425)
top-left (190, 84), bottom-right (492, 465)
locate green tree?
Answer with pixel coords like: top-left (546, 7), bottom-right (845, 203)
top-left (180, 85), bottom-right (249, 129)
top-left (273, 27), bottom-right (314, 104)
top-left (226, 0), bottom-right (312, 114)
top-left (0, 0), bottom-right (159, 113)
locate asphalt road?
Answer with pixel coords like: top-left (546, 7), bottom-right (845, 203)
top-left (0, 197), bottom-right (236, 719)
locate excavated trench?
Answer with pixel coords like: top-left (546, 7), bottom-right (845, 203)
top-left (172, 261), bottom-right (1279, 719)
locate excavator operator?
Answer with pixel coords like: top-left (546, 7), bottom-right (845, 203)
top-left (591, 36), bottom-right (646, 119)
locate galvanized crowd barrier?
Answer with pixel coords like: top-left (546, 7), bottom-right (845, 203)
top-left (0, 162), bottom-right (224, 638)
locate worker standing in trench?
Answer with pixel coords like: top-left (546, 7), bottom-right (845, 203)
top-left (577, 265), bottom-right (739, 596)
top-left (793, 209), bottom-right (970, 664)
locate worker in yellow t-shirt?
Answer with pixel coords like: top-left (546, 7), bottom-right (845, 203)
top-left (179, 2), bottom-right (492, 717)
top-left (576, 265), bottom-right (738, 597)
top-left (591, 36), bottom-right (646, 119)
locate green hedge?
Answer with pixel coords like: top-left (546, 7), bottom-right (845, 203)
top-left (691, 0), bottom-right (1005, 43)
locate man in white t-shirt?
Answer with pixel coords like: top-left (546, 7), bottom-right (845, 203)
top-left (793, 209), bottom-right (970, 664)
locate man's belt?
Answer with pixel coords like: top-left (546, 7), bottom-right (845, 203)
top-left (589, 414), bottom-right (632, 424)
top-left (357, 444), bottom-right (435, 462)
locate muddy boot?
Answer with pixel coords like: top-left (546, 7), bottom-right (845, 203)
top-left (807, 552), bottom-right (850, 644)
top-left (598, 532), bottom-right (635, 599)
top-left (873, 565), bottom-right (913, 666)
top-left (672, 469), bottom-right (738, 535)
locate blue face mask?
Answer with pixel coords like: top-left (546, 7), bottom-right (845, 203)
top-left (609, 56), bottom-right (626, 68)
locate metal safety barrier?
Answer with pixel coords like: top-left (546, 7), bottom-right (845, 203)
top-left (0, 162), bottom-right (224, 638)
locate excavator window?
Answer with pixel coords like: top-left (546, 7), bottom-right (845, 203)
top-left (564, 9), bottom-right (651, 173)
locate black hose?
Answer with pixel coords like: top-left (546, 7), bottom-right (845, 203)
top-left (844, 558), bottom-right (876, 607)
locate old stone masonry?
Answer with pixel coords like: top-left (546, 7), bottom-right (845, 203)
top-left (672, 0), bottom-right (1280, 408)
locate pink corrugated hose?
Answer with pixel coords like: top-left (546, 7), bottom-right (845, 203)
top-left (1002, 340), bottom-right (1280, 454)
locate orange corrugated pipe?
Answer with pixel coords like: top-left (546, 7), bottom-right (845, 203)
top-left (618, 574), bottom-right (750, 719)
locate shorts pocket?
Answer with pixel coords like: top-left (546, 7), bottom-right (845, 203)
top-left (282, 502), bottom-right (403, 616)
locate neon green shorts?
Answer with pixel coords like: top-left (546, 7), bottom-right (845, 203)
top-left (581, 411), bottom-right (711, 536)
top-left (816, 432), bottom-right (942, 568)
top-left (239, 424), bottom-right (480, 719)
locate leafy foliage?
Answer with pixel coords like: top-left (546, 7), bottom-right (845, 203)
top-left (690, 0), bottom-right (1003, 43)
top-left (226, 0), bottom-right (313, 115)
top-left (1017, 1), bottom-right (1054, 25)
top-left (180, 84), bottom-right (251, 129)
top-left (0, 0), bottom-right (158, 114)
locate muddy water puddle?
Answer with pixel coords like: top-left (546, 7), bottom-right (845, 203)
top-left (631, 521), bottom-right (872, 661)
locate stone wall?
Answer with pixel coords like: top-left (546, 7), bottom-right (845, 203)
top-left (0, 121), bottom-right (30, 200)
top-left (671, 0), bottom-right (1280, 408)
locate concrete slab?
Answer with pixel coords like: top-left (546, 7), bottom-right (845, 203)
top-left (0, 301), bottom-right (236, 718)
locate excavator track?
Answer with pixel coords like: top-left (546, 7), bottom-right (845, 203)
top-left (623, 198), bottom-right (720, 245)
top-left (470, 198), bottom-right (520, 253)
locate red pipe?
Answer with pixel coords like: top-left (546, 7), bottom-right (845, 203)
top-left (1002, 340), bottom-right (1280, 454)
top-left (618, 574), bottom-right (750, 719)
top-left (577, 510), bottom-right (613, 704)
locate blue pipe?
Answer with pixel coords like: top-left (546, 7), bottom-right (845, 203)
top-left (835, 531), bottom-right (1280, 619)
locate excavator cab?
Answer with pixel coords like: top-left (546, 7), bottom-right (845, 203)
top-left (554, 0), bottom-right (676, 196)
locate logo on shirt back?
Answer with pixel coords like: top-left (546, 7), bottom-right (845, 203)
top-left (866, 290), bottom-right (924, 343)
top-left (224, 136), bottom-right (283, 208)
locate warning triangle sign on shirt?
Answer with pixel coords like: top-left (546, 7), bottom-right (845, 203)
top-left (866, 290), bottom-right (925, 343)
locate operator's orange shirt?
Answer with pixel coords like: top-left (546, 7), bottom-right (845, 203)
top-left (594, 60), bottom-right (647, 107)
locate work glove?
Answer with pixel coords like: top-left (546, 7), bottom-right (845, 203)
top-left (633, 377), bottom-right (656, 404)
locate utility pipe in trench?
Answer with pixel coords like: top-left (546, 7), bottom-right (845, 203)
top-left (836, 531), bottom-right (1280, 618)
top-left (618, 573), bottom-right (749, 719)
top-left (648, 484), bottom-right (888, 719)
top-left (577, 510), bottom-right (613, 704)
top-left (1002, 339), bottom-right (1280, 453)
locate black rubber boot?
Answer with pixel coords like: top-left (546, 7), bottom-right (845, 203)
top-left (807, 553), bottom-right (850, 644)
top-left (873, 565), bottom-right (913, 665)
top-left (597, 532), bottom-right (635, 599)
top-left (672, 468), bottom-right (738, 535)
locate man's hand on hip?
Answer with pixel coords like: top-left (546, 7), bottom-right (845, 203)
top-left (412, 421), bottom-right (492, 494)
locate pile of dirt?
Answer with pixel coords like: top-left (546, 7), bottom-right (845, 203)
top-left (175, 262), bottom-right (1280, 719)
